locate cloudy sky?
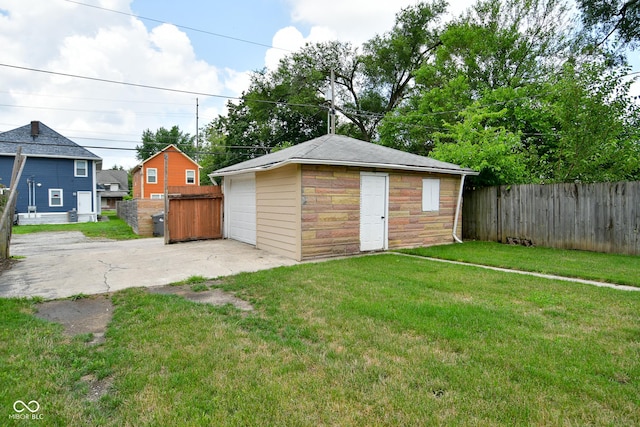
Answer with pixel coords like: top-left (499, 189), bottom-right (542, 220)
top-left (0, 0), bottom-right (638, 169)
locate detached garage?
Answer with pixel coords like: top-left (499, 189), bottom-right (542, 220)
top-left (210, 135), bottom-right (478, 261)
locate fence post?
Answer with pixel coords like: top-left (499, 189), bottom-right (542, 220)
top-left (0, 148), bottom-right (27, 258)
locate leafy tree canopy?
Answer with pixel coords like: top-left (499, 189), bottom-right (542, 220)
top-left (201, 0), bottom-right (640, 187)
top-left (577, 0), bottom-right (640, 48)
top-left (135, 125), bottom-right (196, 161)
top-left (206, 0), bottom-right (448, 167)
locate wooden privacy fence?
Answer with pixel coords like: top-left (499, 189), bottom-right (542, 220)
top-left (166, 186), bottom-right (223, 244)
top-left (463, 181), bottom-right (640, 255)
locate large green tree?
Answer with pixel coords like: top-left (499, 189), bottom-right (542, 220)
top-left (207, 0), bottom-right (448, 166)
top-left (577, 0), bottom-right (640, 48)
top-left (380, 0), bottom-right (640, 186)
top-left (135, 125), bottom-right (196, 161)
top-left (379, 0), bottom-right (572, 156)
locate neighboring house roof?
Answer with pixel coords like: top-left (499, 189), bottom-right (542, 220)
top-left (131, 144), bottom-right (201, 173)
top-left (211, 134), bottom-right (478, 177)
top-left (0, 121), bottom-right (101, 160)
top-left (97, 170), bottom-right (129, 197)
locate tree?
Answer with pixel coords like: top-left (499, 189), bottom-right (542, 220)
top-left (430, 106), bottom-right (530, 187)
top-left (536, 61), bottom-right (640, 182)
top-left (197, 120), bottom-right (237, 184)
top-left (379, 0), bottom-right (573, 156)
top-left (207, 0), bottom-right (448, 161)
top-left (135, 125), bottom-right (196, 161)
top-left (380, 0), bottom-right (640, 186)
top-left (577, 0), bottom-right (640, 48)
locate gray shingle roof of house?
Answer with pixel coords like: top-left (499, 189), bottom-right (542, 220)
top-left (97, 170), bottom-right (129, 197)
top-left (0, 122), bottom-right (101, 160)
top-left (97, 170), bottom-right (128, 188)
top-left (211, 134), bottom-right (477, 176)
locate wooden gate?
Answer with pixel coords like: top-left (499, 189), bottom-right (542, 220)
top-left (166, 186), bottom-right (223, 243)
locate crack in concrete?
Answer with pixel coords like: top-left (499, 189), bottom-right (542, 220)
top-left (97, 260), bottom-right (127, 293)
top-left (98, 260), bottom-right (112, 292)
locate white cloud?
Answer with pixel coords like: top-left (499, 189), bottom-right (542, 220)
top-left (284, 0), bottom-right (420, 44)
top-left (265, 26), bottom-right (337, 70)
top-left (264, 0), bottom-right (477, 71)
top-left (0, 0), bottom-right (241, 168)
top-left (223, 68), bottom-right (252, 96)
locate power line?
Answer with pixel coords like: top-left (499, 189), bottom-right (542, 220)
top-left (0, 63), bottom-right (237, 100)
top-left (0, 89), bottom-right (194, 106)
top-left (0, 63), bottom-right (330, 112)
top-left (63, 0), bottom-right (290, 52)
top-left (0, 103), bottom-right (194, 117)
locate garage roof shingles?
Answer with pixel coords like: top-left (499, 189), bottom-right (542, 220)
top-left (212, 134), bottom-right (476, 176)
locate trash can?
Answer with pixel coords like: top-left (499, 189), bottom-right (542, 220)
top-left (68, 209), bottom-right (78, 223)
top-left (152, 212), bottom-right (164, 237)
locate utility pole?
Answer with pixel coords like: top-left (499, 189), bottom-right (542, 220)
top-left (195, 98), bottom-right (199, 161)
top-left (330, 69), bottom-right (336, 135)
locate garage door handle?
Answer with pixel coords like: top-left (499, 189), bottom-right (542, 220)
top-left (381, 216), bottom-right (385, 219)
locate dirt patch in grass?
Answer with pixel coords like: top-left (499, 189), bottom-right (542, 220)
top-left (148, 284), bottom-right (254, 311)
top-left (33, 285), bottom-right (253, 343)
top-left (34, 295), bottom-right (114, 344)
top-left (82, 374), bottom-right (114, 402)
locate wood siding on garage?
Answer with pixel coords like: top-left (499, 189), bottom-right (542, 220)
top-left (256, 164), bottom-right (302, 259)
top-left (300, 166), bottom-right (461, 259)
top-left (301, 165), bottom-right (361, 259)
top-left (387, 172), bottom-right (460, 248)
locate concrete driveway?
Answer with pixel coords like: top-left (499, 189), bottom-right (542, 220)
top-left (0, 232), bottom-right (298, 300)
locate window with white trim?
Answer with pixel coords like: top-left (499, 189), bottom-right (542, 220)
top-left (147, 168), bottom-right (157, 184)
top-left (49, 189), bottom-right (63, 207)
top-left (150, 193), bottom-right (164, 199)
top-left (75, 160), bottom-right (88, 177)
top-left (186, 169), bottom-right (196, 184)
top-left (422, 179), bottom-right (440, 212)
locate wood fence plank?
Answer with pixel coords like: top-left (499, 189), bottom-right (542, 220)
top-left (463, 181), bottom-right (640, 255)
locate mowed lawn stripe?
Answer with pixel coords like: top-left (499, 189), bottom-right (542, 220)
top-left (1, 254), bottom-right (638, 426)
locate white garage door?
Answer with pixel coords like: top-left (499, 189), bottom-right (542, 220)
top-left (225, 174), bottom-right (256, 245)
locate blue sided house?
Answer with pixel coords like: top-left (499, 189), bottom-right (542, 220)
top-left (0, 121), bottom-right (102, 224)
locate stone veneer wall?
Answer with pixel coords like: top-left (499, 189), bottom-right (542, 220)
top-left (387, 172), bottom-right (460, 249)
top-left (300, 165), bottom-right (462, 259)
top-left (301, 165), bottom-right (360, 259)
top-left (117, 199), bottom-right (164, 236)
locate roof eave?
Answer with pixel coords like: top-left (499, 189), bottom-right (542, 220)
top-left (0, 152), bottom-right (101, 161)
top-left (210, 158), bottom-right (478, 178)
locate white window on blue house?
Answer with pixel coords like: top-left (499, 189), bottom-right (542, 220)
top-left (49, 189), bottom-right (63, 207)
top-left (147, 168), bottom-right (157, 184)
top-left (422, 178), bottom-right (440, 212)
top-left (186, 169), bottom-right (196, 184)
top-left (75, 160), bottom-right (88, 177)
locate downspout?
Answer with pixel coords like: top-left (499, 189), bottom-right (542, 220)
top-left (453, 174), bottom-right (466, 244)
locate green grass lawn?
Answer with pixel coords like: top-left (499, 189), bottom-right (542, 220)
top-left (12, 211), bottom-right (140, 240)
top-left (1, 255), bottom-right (639, 425)
top-left (399, 241), bottom-right (640, 287)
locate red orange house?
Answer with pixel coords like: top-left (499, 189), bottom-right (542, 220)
top-left (131, 145), bottom-right (200, 199)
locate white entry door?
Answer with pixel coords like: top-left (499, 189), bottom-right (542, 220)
top-left (360, 173), bottom-right (388, 251)
top-left (77, 191), bottom-right (92, 214)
